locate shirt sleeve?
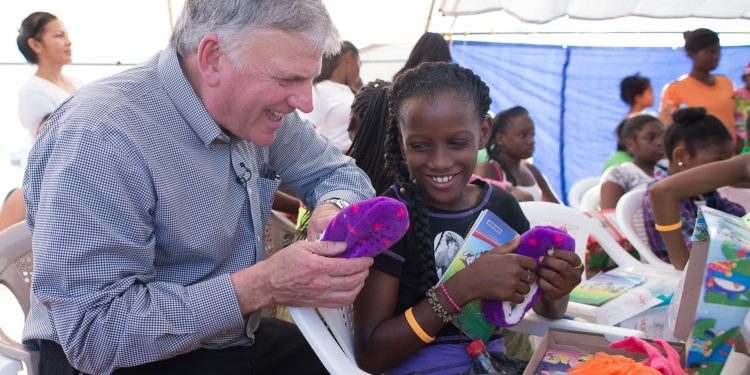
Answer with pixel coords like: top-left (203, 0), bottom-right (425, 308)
top-left (269, 111), bottom-right (374, 207)
top-left (600, 165), bottom-right (626, 187)
top-left (25, 124), bottom-right (245, 373)
top-left (18, 84), bottom-right (58, 135)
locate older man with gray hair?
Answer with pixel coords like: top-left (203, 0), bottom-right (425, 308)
top-left (23, 1), bottom-right (374, 374)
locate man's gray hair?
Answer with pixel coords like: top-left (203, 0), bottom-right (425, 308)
top-left (170, 0), bottom-right (341, 63)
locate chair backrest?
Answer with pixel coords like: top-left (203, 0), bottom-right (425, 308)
top-left (519, 201), bottom-right (642, 279)
top-left (0, 221), bottom-right (38, 375)
top-left (579, 185), bottom-right (601, 213)
top-left (614, 189), bottom-right (672, 268)
top-left (288, 306), bottom-right (369, 375)
top-left (567, 177), bottom-right (600, 210)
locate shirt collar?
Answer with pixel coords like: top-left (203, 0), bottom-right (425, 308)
top-left (158, 46), bottom-right (229, 147)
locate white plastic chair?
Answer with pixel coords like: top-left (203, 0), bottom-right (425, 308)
top-left (519, 201), bottom-right (643, 278)
top-left (614, 189), bottom-right (673, 268)
top-left (567, 177), bottom-right (600, 210)
top-left (0, 222), bottom-right (37, 375)
top-left (579, 185), bottom-right (601, 213)
top-left (289, 305), bottom-right (645, 375)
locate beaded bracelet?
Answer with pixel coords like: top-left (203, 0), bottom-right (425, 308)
top-left (439, 283), bottom-right (462, 313)
top-left (426, 286), bottom-right (454, 323)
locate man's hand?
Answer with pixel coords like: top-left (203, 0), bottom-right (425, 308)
top-left (306, 203), bottom-right (341, 240)
top-left (231, 240), bottom-right (373, 314)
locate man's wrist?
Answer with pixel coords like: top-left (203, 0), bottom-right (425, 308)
top-left (320, 197), bottom-right (350, 210)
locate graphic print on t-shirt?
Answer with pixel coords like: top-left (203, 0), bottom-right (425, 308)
top-left (433, 230), bottom-right (463, 279)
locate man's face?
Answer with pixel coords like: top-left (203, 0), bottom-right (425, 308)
top-left (213, 29), bottom-right (322, 146)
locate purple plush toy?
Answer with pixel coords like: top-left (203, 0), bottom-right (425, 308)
top-left (481, 226), bottom-right (575, 327)
top-left (321, 197), bottom-right (410, 258)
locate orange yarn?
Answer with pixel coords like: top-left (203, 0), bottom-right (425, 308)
top-left (568, 352), bottom-right (662, 375)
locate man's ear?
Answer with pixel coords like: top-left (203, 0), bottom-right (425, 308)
top-left (196, 34), bottom-right (223, 87)
top-left (479, 116), bottom-right (492, 147)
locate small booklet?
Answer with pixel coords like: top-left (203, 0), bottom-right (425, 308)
top-left (569, 272), bottom-right (646, 306)
top-left (437, 209), bottom-right (519, 342)
top-left (534, 345), bottom-right (593, 375)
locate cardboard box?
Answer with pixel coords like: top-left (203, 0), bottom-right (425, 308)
top-left (523, 329), bottom-right (685, 375)
top-left (668, 239), bottom-right (710, 341)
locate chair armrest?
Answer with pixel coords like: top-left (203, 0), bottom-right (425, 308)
top-left (510, 311), bottom-right (646, 340)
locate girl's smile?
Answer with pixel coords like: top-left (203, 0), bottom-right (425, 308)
top-left (399, 94), bottom-right (489, 211)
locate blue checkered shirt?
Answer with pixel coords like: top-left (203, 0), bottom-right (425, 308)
top-left (22, 47), bottom-right (374, 374)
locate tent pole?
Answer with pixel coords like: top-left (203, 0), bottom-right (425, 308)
top-left (424, 0), bottom-right (437, 32)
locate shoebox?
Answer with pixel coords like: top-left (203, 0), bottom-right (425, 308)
top-left (523, 328), bottom-right (684, 375)
top-left (667, 207), bottom-right (750, 373)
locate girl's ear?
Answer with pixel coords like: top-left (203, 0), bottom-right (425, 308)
top-left (625, 137), bottom-right (637, 153)
top-left (479, 116), bottom-right (491, 146)
top-left (672, 143), bottom-right (686, 166)
top-left (27, 37), bottom-right (43, 55)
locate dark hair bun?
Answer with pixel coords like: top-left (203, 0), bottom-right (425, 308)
top-left (672, 107), bottom-right (707, 125)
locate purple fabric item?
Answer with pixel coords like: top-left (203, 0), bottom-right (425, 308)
top-left (321, 196), bottom-right (410, 258)
top-left (481, 226), bottom-right (575, 327)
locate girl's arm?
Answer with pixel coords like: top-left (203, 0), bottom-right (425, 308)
top-left (600, 181), bottom-right (625, 210)
top-left (649, 153), bottom-right (750, 270)
top-left (475, 160), bottom-right (500, 181)
top-left (527, 164), bottom-right (560, 203)
top-left (354, 239), bottom-right (536, 373)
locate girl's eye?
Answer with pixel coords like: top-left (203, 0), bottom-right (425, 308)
top-left (408, 143), bottom-right (428, 151)
top-left (449, 140), bottom-right (470, 147)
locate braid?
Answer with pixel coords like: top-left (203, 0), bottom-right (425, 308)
top-left (486, 106), bottom-right (528, 186)
top-left (347, 80), bottom-right (392, 195)
top-left (387, 61), bottom-right (491, 295)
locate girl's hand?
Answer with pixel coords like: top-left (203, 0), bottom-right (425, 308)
top-left (462, 236), bottom-right (538, 304)
top-left (537, 249), bottom-right (583, 301)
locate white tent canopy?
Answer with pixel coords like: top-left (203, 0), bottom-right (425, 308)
top-left (439, 0), bottom-right (750, 21)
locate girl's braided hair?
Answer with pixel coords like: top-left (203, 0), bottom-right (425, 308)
top-left (385, 62), bottom-right (491, 294)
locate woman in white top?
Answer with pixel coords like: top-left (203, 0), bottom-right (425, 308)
top-left (600, 114), bottom-right (666, 209)
top-left (475, 106), bottom-right (559, 203)
top-left (300, 41), bottom-right (360, 152)
top-left (17, 12), bottom-right (78, 137)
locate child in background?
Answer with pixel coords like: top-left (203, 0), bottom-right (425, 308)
top-left (475, 106), bottom-right (559, 202)
top-left (346, 79), bottom-right (392, 196)
top-left (353, 62), bottom-right (582, 375)
top-left (642, 107), bottom-right (744, 269)
top-left (599, 114), bottom-right (665, 210)
top-left (603, 74), bottom-right (654, 170)
top-left (735, 62), bottom-right (750, 153)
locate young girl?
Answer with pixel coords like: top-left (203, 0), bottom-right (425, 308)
top-left (475, 106), bottom-right (559, 202)
top-left (599, 114), bottom-right (665, 210)
top-left (353, 62), bottom-right (582, 375)
top-left (643, 107), bottom-right (745, 269)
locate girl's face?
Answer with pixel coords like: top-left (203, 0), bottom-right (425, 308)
top-left (675, 139), bottom-right (734, 172)
top-left (496, 114), bottom-right (535, 160)
top-left (689, 44), bottom-right (721, 73)
top-left (634, 85), bottom-right (654, 108)
top-left (400, 93), bottom-right (489, 210)
top-left (30, 19), bottom-right (72, 66)
top-left (626, 121), bottom-right (664, 163)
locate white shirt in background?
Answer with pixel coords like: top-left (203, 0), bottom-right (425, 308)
top-left (18, 75), bottom-right (78, 137)
top-left (300, 79), bottom-right (354, 151)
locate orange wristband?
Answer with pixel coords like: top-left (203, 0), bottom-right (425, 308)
top-left (655, 221), bottom-right (682, 232)
top-left (405, 307), bottom-right (434, 343)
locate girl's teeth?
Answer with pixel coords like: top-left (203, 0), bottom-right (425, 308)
top-left (432, 175), bottom-right (454, 183)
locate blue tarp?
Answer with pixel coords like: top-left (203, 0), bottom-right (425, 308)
top-left (451, 41), bottom-right (750, 203)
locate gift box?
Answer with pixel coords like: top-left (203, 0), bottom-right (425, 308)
top-left (667, 206), bottom-right (750, 374)
top-left (524, 328), bottom-right (684, 375)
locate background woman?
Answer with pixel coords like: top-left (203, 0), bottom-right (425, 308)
top-left (17, 11), bottom-right (78, 137)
